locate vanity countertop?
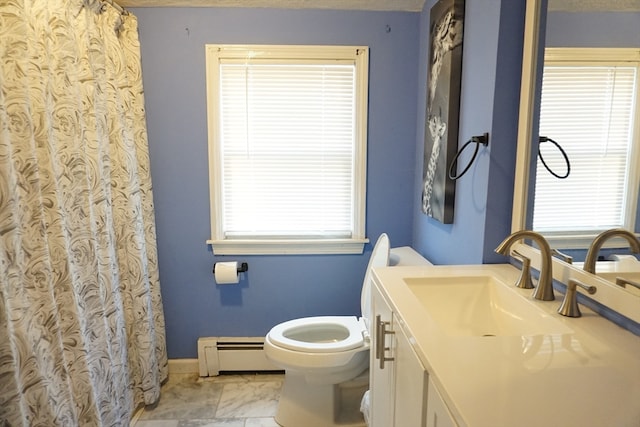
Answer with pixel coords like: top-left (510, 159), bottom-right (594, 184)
top-left (373, 264), bottom-right (640, 427)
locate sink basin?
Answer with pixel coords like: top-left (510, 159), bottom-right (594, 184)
top-left (403, 275), bottom-right (572, 337)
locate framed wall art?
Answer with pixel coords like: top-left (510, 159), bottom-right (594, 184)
top-left (421, 0), bottom-right (465, 224)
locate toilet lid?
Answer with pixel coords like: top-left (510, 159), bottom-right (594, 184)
top-left (268, 316), bottom-right (365, 353)
top-left (360, 233), bottom-right (390, 331)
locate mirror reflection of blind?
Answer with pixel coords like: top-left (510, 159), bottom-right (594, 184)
top-left (219, 62), bottom-right (356, 238)
top-left (534, 65), bottom-right (637, 233)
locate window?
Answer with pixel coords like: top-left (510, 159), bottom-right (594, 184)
top-left (533, 48), bottom-right (640, 248)
top-left (205, 45), bottom-right (369, 254)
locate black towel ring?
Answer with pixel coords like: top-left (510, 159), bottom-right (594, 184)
top-left (448, 133), bottom-right (489, 180)
top-left (538, 136), bottom-right (570, 179)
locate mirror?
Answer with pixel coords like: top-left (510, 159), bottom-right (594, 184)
top-left (534, 0), bottom-right (640, 251)
top-left (511, 0), bottom-right (640, 323)
top-left (512, 0), bottom-right (640, 294)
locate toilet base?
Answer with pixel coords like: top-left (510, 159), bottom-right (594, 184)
top-left (275, 370), bottom-right (368, 427)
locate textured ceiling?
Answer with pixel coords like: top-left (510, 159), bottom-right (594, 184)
top-left (117, 0), bottom-right (640, 12)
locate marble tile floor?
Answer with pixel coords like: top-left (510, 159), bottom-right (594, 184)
top-left (134, 372), bottom-right (284, 427)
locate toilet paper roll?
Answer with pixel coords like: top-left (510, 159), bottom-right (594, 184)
top-left (214, 261), bottom-right (240, 284)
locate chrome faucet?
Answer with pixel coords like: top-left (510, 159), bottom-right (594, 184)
top-left (551, 248), bottom-right (573, 264)
top-left (495, 230), bottom-right (555, 301)
top-left (558, 279), bottom-right (597, 318)
top-left (583, 228), bottom-right (640, 274)
top-left (615, 277), bottom-right (640, 291)
top-left (510, 250), bottom-right (534, 289)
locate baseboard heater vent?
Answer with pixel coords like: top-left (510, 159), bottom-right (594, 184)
top-left (197, 337), bottom-right (280, 376)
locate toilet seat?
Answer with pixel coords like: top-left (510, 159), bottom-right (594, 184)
top-left (263, 234), bottom-right (391, 427)
top-left (266, 234), bottom-right (389, 358)
top-left (268, 316), bottom-right (366, 353)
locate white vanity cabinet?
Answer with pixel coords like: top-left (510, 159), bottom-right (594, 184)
top-left (425, 377), bottom-right (457, 427)
top-left (393, 316), bottom-right (429, 426)
top-left (369, 286), bottom-right (395, 427)
top-left (369, 285), bottom-right (431, 427)
top-left (371, 264), bottom-right (640, 426)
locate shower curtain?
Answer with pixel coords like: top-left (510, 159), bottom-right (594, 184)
top-left (0, 0), bottom-right (168, 425)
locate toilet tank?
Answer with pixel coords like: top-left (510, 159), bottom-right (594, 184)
top-left (389, 246), bottom-right (433, 266)
top-left (361, 245), bottom-right (432, 332)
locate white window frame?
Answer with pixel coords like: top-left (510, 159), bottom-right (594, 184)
top-left (205, 44), bottom-right (369, 255)
top-left (534, 48), bottom-right (640, 249)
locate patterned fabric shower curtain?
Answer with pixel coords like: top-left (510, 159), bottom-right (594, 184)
top-left (0, 0), bottom-right (168, 425)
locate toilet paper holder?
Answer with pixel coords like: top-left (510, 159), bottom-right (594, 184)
top-left (212, 262), bottom-right (248, 275)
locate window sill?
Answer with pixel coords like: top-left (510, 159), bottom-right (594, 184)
top-left (543, 231), bottom-right (640, 251)
top-left (206, 238), bottom-right (369, 255)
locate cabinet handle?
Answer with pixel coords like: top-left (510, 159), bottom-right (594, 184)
top-left (375, 315), bottom-right (383, 360)
top-left (377, 315), bottom-right (394, 369)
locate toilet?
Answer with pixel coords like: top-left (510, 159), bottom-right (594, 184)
top-left (266, 233), bottom-right (406, 427)
top-left (264, 233), bottom-right (390, 427)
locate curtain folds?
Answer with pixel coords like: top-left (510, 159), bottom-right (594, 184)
top-left (0, 1), bottom-right (168, 425)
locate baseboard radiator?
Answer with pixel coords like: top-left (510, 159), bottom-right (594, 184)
top-left (197, 337), bottom-right (280, 376)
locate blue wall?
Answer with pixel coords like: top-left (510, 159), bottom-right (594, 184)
top-left (546, 11), bottom-right (640, 48)
top-left (134, 2), bottom-right (529, 358)
top-left (134, 8), bottom-right (420, 358)
top-left (412, 0), bottom-right (525, 265)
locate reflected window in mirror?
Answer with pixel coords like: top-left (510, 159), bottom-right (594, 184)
top-left (532, 48), bottom-right (640, 249)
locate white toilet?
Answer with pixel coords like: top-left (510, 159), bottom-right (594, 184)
top-left (264, 233), bottom-right (391, 427)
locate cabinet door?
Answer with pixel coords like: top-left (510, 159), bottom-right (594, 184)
top-left (369, 287), bottom-right (395, 427)
top-left (425, 377), bottom-right (458, 427)
top-left (394, 321), bottom-right (428, 427)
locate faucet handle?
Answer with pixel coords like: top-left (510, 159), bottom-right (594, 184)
top-left (551, 248), bottom-right (573, 264)
top-left (615, 277), bottom-right (640, 291)
top-left (511, 250), bottom-right (534, 289)
top-left (558, 279), bottom-right (597, 318)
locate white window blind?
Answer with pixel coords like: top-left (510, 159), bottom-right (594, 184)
top-left (205, 45), bottom-right (369, 254)
top-left (534, 61), bottom-right (638, 235)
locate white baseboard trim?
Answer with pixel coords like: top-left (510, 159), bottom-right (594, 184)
top-left (197, 337), bottom-right (279, 376)
top-left (168, 358), bottom-right (199, 374)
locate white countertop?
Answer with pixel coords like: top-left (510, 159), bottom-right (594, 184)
top-left (373, 264), bottom-right (640, 427)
